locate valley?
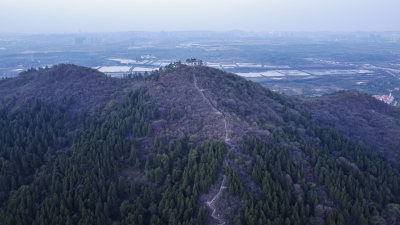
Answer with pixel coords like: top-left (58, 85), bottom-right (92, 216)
top-left (1, 31), bottom-right (400, 105)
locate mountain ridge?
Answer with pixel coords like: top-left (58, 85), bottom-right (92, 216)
top-left (1, 63), bottom-right (399, 162)
top-left (1, 63), bottom-right (400, 225)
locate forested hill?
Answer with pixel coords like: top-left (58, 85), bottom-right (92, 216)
top-left (0, 63), bottom-right (399, 225)
top-left (300, 91), bottom-right (400, 164)
top-left (0, 65), bottom-right (132, 113)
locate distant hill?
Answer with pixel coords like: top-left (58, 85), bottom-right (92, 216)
top-left (300, 91), bottom-right (400, 164)
top-left (0, 64), bottom-right (131, 113)
top-left (0, 63), bottom-right (399, 225)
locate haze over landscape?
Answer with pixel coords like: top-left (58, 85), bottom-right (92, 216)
top-left (1, 0), bottom-right (400, 33)
top-left (1, 1), bottom-right (400, 225)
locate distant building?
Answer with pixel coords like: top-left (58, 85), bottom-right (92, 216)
top-left (186, 58), bottom-right (203, 66)
top-left (74, 37), bottom-right (85, 45)
top-left (372, 93), bottom-right (397, 106)
top-left (141, 55), bottom-right (156, 59)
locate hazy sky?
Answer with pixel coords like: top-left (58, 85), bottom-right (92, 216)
top-left (1, 0), bottom-right (399, 33)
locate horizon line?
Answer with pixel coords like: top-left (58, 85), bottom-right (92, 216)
top-left (1, 30), bottom-right (400, 36)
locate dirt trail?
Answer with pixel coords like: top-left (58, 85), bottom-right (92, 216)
top-left (206, 175), bottom-right (227, 225)
top-left (193, 72), bottom-right (230, 144)
top-left (192, 70), bottom-right (230, 224)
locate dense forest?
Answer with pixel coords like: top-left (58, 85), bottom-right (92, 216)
top-left (0, 89), bottom-right (226, 225)
top-left (0, 64), bottom-right (399, 225)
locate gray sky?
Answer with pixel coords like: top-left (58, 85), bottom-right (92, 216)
top-left (1, 0), bottom-right (399, 33)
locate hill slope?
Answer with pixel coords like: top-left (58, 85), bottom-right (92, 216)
top-left (0, 64), bottom-right (132, 112)
top-left (0, 64), bottom-right (399, 225)
top-left (300, 91), bottom-right (400, 163)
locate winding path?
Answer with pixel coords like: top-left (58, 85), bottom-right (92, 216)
top-left (206, 175), bottom-right (227, 225)
top-left (192, 69), bottom-right (230, 224)
top-left (193, 73), bottom-right (230, 143)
